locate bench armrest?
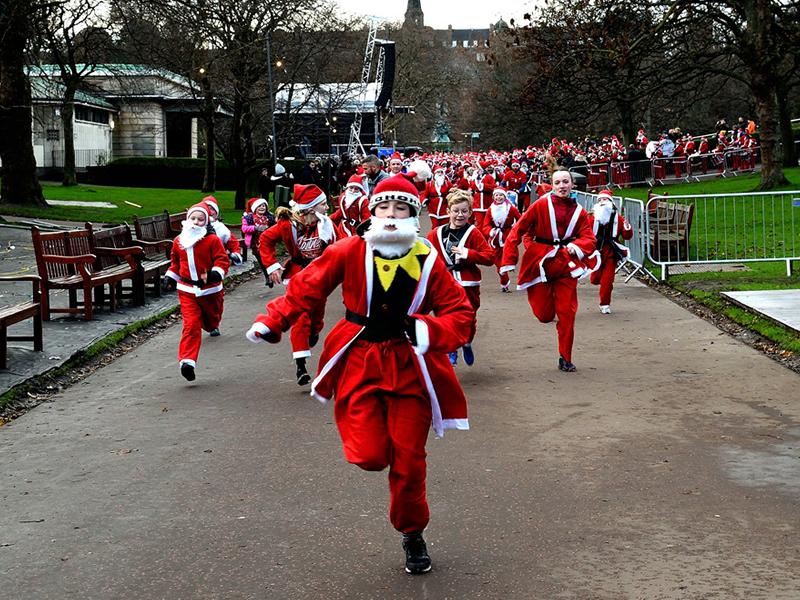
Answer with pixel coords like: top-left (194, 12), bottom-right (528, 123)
top-left (0, 275), bottom-right (42, 300)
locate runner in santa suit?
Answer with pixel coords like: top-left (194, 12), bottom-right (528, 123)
top-left (162, 204), bottom-right (229, 381)
top-left (502, 161), bottom-right (528, 209)
top-left (258, 184), bottom-right (341, 385)
top-left (421, 165), bottom-right (452, 229)
top-left (587, 190), bottom-right (633, 314)
top-left (201, 196), bottom-right (243, 266)
top-left (426, 189), bottom-right (494, 367)
top-left (501, 170), bottom-right (600, 372)
top-left (246, 175), bottom-right (473, 575)
top-left (481, 188), bottom-right (522, 293)
top-left (388, 152), bottom-right (404, 175)
top-left (472, 164), bottom-right (497, 229)
top-left (330, 174), bottom-right (370, 237)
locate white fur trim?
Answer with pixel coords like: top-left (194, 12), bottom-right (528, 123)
top-left (179, 358), bottom-right (197, 367)
top-left (165, 270), bottom-right (179, 281)
top-left (187, 246), bottom-right (198, 281)
top-left (266, 262), bottom-right (283, 275)
top-left (566, 243), bottom-right (584, 259)
top-left (310, 389), bottom-right (330, 404)
top-left (292, 350), bottom-right (311, 359)
top-left (442, 418), bottom-right (470, 430)
top-left (413, 319), bottom-right (430, 355)
top-left (459, 280), bottom-right (481, 287)
top-left (412, 351), bottom-right (445, 438)
top-left (246, 322), bottom-right (269, 343)
top-left (176, 282), bottom-right (223, 296)
top-left (499, 265), bottom-right (515, 275)
top-left (291, 191), bottom-right (326, 211)
top-left (212, 266), bottom-right (226, 278)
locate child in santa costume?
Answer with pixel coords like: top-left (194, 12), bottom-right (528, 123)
top-left (588, 190), bottom-right (633, 314)
top-left (481, 188), bottom-right (522, 293)
top-left (257, 184), bottom-right (341, 385)
top-left (501, 170), bottom-right (600, 372)
top-left (421, 164), bottom-right (452, 229)
top-left (162, 204), bottom-right (230, 381)
top-left (242, 197), bottom-right (276, 286)
top-left (246, 175), bottom-right (473, 575)
top-left (472, 164), bottom-right (497, 229)
top-left (201, 196), bottom-right (243, 265)
top-left (330, 174), bottom-right (370, 237)
top-left (426, 188), bottom-right (494, 366)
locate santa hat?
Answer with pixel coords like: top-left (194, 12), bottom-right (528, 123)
top-left (407, 159), bottom-right (432, 181)
top-left (597, 189), bottom-right (614, 200)
top-left (290, 184), bottom-right (326, 211)
top-left (368, 176), bottom-right (421, 216)
top-left (511, 161), bottom-right (520, 168)
top-left (187, 203), bottom-right (209, 222)
top-left (432, 164), bottom-right (445, 173)
top-left (390, 152), bottom-right (402, 162)
top-left (247, 197), bottom-right (268, 213)
top-left (201, 195), bottom-right (219, 218)
top-left (345, 174), bottom-right (367, 194)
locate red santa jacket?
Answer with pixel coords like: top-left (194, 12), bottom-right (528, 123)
top-left (472, 173), bottom-right (496, 212)
top-left (211, 222), bottom-right (242, 259)
top-left (165, 232), bottom-right (230, 296)
top-left (587, 213), bottom-right (633, 262)
top-left (251, 235), bottom-right (473, 437)
top-left (422, 178), bottom-right (453, 221)
top-left (258, 216), bottom-right (341, 280)
top-left (501, 193), bottom-right (600, 289)
top-left (481, 202), bottom-right (522, 249)
top-left (330, 192), bottom-right (370, 236)
top-left (426, 224), bottom-right (494, 287)
top-left (502, 169), bottom-right (527, 193)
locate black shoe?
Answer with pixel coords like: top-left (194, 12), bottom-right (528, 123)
top-left (309, 333), bottom-right (319, 348)
top-left (209, 328), bottom-right (220, 337)
top-left (402, 532), bottom-right (432, 574)
top-left (180, 363), bottom-right (196, 381)
top-left (558, 356), bottom-right (576, 372)
top-left (295, 359), bottom-right (311, 386)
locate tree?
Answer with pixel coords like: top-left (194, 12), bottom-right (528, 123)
top-left (0, 0), bottom-right (46, 207)
top-left (34, 0), bottom-right (109, 186)
top-left (669, 0), bottom-right (797, 189)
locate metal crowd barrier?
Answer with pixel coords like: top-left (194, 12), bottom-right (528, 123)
top-left (574, 190), bottom-right (656, 282)
top-left (646, 191), bottom-right (800, 279)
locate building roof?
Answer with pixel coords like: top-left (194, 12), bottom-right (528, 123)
top-left (30, 64), bottom-right (195, 90)
top-left (29, 76), bottom-right (116, 110)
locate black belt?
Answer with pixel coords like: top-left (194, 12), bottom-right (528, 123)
top-left (180, 276), bottom-right (206, 286)
top-left (345, 309), bottom-right (369, 326)
top-left (533, 236), bottom-right (576, 247)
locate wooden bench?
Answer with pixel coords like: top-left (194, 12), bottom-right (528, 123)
top-left (133, 210), bottom-right (173, 244)
top-left (31, 226), bottom-right (140, 321)
top-left (648, 201), bottom-right (694, 261)
top-left (86, 222), bottom-right (171, 303)
top-left (0, 275), bottom-right (43, 369)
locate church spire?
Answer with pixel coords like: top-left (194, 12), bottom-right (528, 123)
top-left (404, 0), bottom-right (424, 28)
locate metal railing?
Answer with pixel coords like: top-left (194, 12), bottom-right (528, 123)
top-left (43, 148), bottom-right (109, 169)
top-left (646, 191), bottom-right (800, 279)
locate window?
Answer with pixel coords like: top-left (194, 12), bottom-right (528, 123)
top-left (462, 40), bottom-right (468, 48)
top-left (46, 129), bottom-right (60, 141)
top-left (75, 105), bottom-right (110, 124)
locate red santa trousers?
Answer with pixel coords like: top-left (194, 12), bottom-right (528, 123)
top-left (491, 247), bottom-right (510, 287)
top-left (464, 286), bottom-right (480, 343)
top-left (178, 291), bottom-right (224, 364)
top-left (333, 339), bottom-right (432, 534)
top-left (289, 299), bottom-right (327, 358)
top-left (526, 278), bottom-right (578, 362)
top-left (590, 257), bottom-right (617, 305)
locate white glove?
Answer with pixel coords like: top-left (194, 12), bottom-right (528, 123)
top-left (246, 322), bottom-right (270, 343)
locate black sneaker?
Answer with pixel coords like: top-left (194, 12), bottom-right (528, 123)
top-left (558, 356), bottom-right (576, 372)
top-left (209, 328), bottom-right (220, 337)
top-left (295, 359), bottom-right (311, 386)
top-left (180, 363), bottom-right (196, 381)
top-left (402, 533), bottom-right (432, 574)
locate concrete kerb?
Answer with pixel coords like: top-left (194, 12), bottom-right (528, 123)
top-left (0, 263), bottom-right (258, 420)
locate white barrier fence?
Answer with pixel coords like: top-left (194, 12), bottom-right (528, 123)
top-left (646, 191), bottom-right (800, 279)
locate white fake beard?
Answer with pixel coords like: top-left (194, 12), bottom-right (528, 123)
top-left (434, 174), bottom-right (445, 186)
top-left (490, 201), bottom-right (510, 226)
top-left (593, 200), bottom-right (614, 225)
top-left (178, 222), bottom-right (207, 249)
top-left (343, 190), bottom-right (361, 209)
top-left (364, 216), bottom-right (419, 258)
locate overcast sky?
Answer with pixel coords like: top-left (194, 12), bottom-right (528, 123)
top-left (335, 1), bottom-right (535, 30)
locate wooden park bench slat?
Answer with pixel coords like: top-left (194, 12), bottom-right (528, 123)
top-left (0, 275), bottom-right (43, 369)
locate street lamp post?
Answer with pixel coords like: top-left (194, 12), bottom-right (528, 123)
top-left (266, 32), bottom-right (279, 167)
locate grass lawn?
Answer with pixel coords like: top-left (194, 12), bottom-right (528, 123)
top-left (0, 182), bottom-right (245, 224)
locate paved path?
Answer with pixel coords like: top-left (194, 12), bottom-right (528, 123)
top-left (721, 289), bottom-right (800, 333)
top-left (2, 270), bottom-right (799, 599)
